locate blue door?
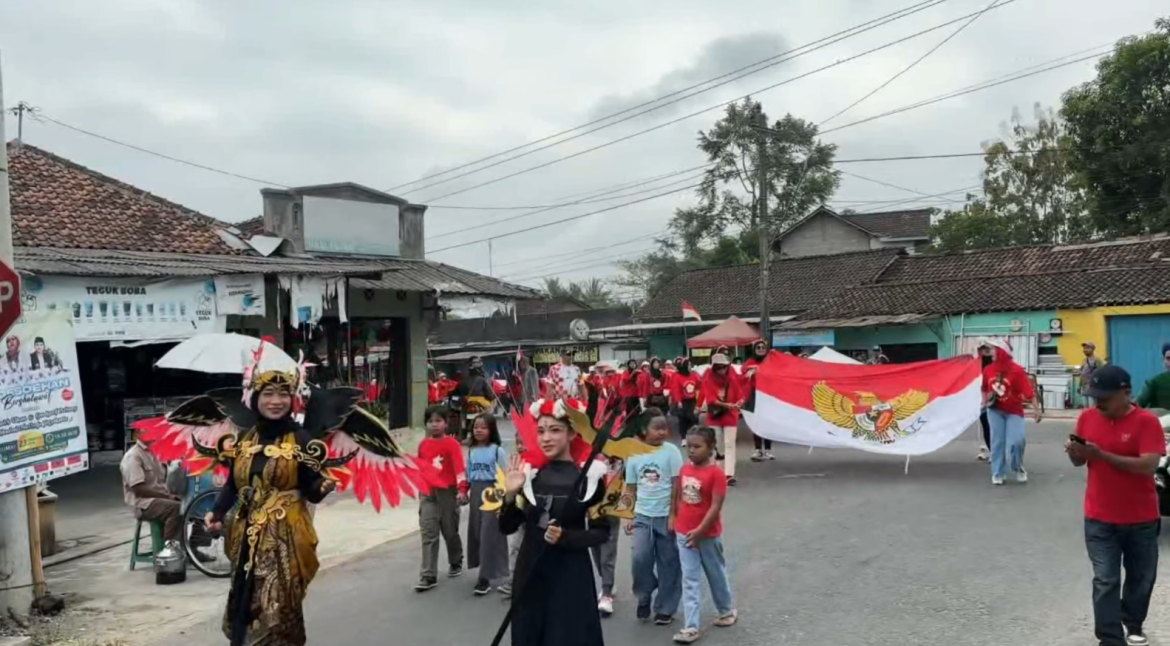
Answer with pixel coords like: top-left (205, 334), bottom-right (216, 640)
top-left (1107, 315), bottom-right (1170, 392)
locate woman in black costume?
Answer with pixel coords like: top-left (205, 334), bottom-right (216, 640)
top-left (499, 399), bottom-right (610, 646)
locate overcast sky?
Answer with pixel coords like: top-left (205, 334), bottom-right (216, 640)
top-left (1, 0), bottom-right (1164, 294)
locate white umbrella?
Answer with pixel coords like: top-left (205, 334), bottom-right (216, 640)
top-left (809, 346), bottom-right (862, 365)
top-left (156, 333), bottom-right (297, 375)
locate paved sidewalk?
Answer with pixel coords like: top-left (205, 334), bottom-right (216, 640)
top-left (43, 490), bottom-right (420, 646)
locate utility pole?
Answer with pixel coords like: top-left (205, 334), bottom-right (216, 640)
top-left (6, 101), bottom-right (28, 149)
top-left (755, 112), bottom-right (771, 345)
top-left (488, 239), bottom-right (494, 277)
top-left (0, 51), bottom-right (35, 615)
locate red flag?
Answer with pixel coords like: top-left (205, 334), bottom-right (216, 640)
top-left (681, 300), bottom-right (701, 321)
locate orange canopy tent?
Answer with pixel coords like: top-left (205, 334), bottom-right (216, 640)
top-left (685, 316), bottom-right (763, 349)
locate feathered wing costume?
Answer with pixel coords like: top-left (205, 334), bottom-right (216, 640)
top-left (135, 344), bottom-right (429, 646)
top-left (491, 397), bottom-right (654, 646)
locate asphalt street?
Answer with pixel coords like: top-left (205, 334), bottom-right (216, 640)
top-left (157, 420), bottom-right (1170, 646)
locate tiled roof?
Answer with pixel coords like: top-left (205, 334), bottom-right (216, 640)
top-left (797, 237), bottom-right (1170, 319)
top-left (7, 143), bottom-right (238, 254)
top-left (233, 216), bottom-right (266, 237)
top-left (878, 237), bottom-right (1170, 283)
top-left (350, 259), bottom-right (541, 298)
top-left (839, 208), bottom-right (931, 239)
top-left (636, 249), bottom-right (899, 321)
top-left (806, 266), bottom-right (1170, 317)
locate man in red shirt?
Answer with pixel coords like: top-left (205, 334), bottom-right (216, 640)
top-left (1066, 365), bottom-right (1164, 646)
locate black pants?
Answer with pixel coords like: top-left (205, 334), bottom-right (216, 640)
top-left (753, 434), bottom-right (772, 451)
top-left (675, 400), bottom-right (698, 437)
top-left (979, 409), bottom-right (990, 447)
top-left (1085, 518), bottom-right (1160, 645)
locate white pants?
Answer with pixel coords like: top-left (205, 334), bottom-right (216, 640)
top-left (714, 425), bottom-right (738, 478)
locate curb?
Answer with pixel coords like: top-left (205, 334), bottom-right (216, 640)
top-left (43, 537), bottom-right (132, 569)
top-left (0, 637), bottom-right (32, 646)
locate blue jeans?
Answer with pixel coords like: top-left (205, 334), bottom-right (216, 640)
top-left (1085, 519), bottom-right (1160, 646)
top-left (986, 408), bottom-right (1025, 479)
top-left (676, 534), bottom-right (734, 631)
top-left (631, 514), bottom-right (682, 615)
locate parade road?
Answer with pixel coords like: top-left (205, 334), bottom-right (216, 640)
top-left (159, 420), bottom-right (1170, 646)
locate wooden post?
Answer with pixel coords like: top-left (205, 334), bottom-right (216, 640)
top-left (24, 486), bottom-right (45, 598)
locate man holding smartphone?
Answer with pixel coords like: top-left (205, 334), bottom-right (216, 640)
top-left (1066, 365), bottom-right (1164, 646)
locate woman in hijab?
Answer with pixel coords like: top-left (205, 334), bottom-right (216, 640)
top-left (621, 358), bottom-right (643, 416)
top-left (641, 357), bottom-right (670, 412)
top-left (742, 341), bottom-right (774, 461)
top-left (205, 372), bottom-right (336, 646)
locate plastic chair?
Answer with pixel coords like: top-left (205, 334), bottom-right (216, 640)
top-left (130, 518), bottom-right (165, 570)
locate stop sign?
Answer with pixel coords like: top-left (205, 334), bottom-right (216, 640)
top-left (0, 261), bottom-right (21, 337)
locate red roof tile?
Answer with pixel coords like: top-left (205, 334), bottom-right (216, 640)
top-left (7, 142), bottom-right (237, 254)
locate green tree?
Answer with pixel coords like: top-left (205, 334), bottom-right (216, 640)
top-left (616, 99), bottom-right (838, 300)
top-left (540, 277), bottom-right (622, 308)
top-left (932, 105), bottom-right (1093, 252)
top-left (671, 97), bottom-right (839, 258)
top-left (1062, 19), bottom-right (1170, 235)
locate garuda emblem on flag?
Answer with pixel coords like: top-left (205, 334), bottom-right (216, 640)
top-left (811, 382), bottom-right (929, 444)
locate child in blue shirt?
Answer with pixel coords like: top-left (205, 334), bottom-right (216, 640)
top-left (466, 413), bottom-right (510, 596)
top-left (624, 408), bottom-right (684, 625)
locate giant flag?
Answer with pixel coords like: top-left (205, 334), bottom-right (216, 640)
top-left (743, 353), bottom-right (981, 456)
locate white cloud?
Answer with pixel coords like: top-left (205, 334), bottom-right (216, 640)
top-left (0, 0), bottom-right (1164, 290)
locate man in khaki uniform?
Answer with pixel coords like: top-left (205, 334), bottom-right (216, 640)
top-left (120, 430), bottom-right (181, 541)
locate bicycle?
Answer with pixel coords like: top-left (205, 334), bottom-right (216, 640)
top-left (180, 473), bottom-right (236, 579)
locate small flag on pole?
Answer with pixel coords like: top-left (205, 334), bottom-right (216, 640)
top-left (681, 301), bottom-right (702, 321)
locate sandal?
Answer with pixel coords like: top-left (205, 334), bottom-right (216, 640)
top-left (714, 609), bottom-right (738, 627)
top-left (673, 628), bottom-right (701, 643)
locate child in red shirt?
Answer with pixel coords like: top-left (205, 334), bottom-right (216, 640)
top-left (670, 427), bottom-right (737, 642)
top-left (414, 405), bottom-right (468, 591)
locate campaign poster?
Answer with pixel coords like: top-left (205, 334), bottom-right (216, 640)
top-left (0, 311), bottom-right (89, 494)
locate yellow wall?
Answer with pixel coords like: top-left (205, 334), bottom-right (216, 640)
top-left (1057, 304), bottom-right (1170, 364)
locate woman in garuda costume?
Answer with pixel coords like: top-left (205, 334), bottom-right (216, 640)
top-left (135, 345), bottom-right (429, 646)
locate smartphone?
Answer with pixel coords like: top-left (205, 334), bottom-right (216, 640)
top-left (1068, 434), bottom-right (1086, 445)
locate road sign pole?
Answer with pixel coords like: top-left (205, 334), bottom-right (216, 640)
top-left (0, 50), bottom-right (36, 616)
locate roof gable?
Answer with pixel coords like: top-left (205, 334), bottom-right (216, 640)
top-left (637, 249), bottom-right (900, 321)
top-left (7, 143), bottom-right (239, 254)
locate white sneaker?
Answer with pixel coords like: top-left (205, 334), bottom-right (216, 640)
top-left (750, 449), bottom-right (764, 462)
top-left (1126, 629), bottom-right (1149, 646)
top-left (598, 595), bottom-right (614, 617)
top-left (976, 447), bottom-right (989, 461)
top-left (992, 476), bottom-right (1005, 486)
top-left (765, 451), bottom-right (775, 461)
top-left (1015, 467), bottom-right (1028, 483)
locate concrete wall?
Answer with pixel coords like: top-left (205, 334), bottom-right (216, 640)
top-left (1056, 304), bottom-right (1170, 366)
top-left (778, 213), bottom-right (874, 257)
top-left (348, 287), bottom-right (428, 428)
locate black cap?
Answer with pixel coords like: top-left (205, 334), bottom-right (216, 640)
top-left (1088, 364), bottom-right (1132, 398)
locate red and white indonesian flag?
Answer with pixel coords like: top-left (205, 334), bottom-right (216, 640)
top-left (681, 300), bottom-right (701, 321)
top-left (744, 353), bottom-right (981, 456)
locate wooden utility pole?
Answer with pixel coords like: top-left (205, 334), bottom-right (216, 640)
top-left (755, 113), bottom-right (771, 345)
top-left (0, 50), bottom-right (37, 615)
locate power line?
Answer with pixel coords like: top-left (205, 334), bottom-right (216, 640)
top-left (820, 49), bottom-right (1110, 135)
top-left (429, 182), bottom-right (703, 254)
top-left (386, 0), bottom-right (953, 194)
top-left (426, 170), bottom-right (706, 240)
top-left (819, 0), bottom-right (1004, 127)
top-left (491, 230), bottom-right (668, 270)
top-left (416, 1), bottom-right (1019, 203)
top-left (34, 113), bottom-right (292, 188)
top-left (504, 247), bottom-right (661, 282)
top-left (838, 170), bottom-right (938, 197)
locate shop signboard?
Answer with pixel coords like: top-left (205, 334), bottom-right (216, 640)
top-left (533, 345), bottom-right (599, 364)
top-left (772, 329), bottom-right (835, 348)
top-left (20, 275), bottom-right (225, 342)
top-left (0, 311), bottom-right (88, 494)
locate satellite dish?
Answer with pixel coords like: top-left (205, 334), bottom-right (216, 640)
top-left (569, 318), bottom-right (590, 341)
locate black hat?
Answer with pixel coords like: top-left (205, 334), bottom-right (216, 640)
top-left (1087, 364), bottom-right (1132, 398)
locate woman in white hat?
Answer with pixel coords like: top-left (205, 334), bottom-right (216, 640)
top-left (700, 353), bottom-right (746, 485)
